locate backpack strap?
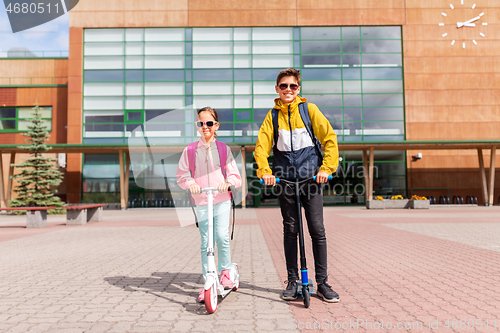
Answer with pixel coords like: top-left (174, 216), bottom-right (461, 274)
top-left (187, 142), bottom-right (198, 176)
top-left (271, 108), bottom-right (279, 147)
top-left (215, 140), bottom-right (228, 178)
top-left (298, 102), bottom-right (322, 158)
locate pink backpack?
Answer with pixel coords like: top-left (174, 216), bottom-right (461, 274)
top-left (187, 140), bottom-right (228, 178)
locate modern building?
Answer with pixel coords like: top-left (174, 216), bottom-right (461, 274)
top-left (1, 0), bottom-right (499, 208)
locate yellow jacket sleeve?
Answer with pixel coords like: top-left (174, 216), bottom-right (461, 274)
top-left (308, 103), bottom-right (339, 175)
top-left (254, 110), bottom-right (274, 178)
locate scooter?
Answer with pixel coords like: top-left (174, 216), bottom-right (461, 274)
top-left (199, 187), bottom-right (240, 314)
top-left (261, 175), bottom-right (332, 308)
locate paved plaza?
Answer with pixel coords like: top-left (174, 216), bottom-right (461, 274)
top-left (1, 206), bottom-right (500, 332)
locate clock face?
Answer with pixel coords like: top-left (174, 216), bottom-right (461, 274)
top-left (439, 0), bottom-right (488, 48)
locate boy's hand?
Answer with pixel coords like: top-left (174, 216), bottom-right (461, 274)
top-left (315, 171), bottom-right (329, 183)
top-left (218, 182), bottom-right (231, 193)
top-left (189, 183), bottom-right (201, 195)
top-left (262, 174), bottom-right (276, 186)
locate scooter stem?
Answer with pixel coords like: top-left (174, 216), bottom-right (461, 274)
top-left (295, 180), bottom-right (308, 282)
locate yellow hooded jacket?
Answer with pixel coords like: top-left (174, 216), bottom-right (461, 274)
top-left (255, 95), bottom-right (339, 180)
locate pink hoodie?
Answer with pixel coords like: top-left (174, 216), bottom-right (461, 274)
top-left (176, 139), bottom-right (242, 206)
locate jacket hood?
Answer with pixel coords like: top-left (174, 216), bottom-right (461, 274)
top-left (273, 95), bottom-right (308, 113)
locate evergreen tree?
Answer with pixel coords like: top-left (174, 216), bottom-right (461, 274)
top-left (10, 104), bottom-right (65, 212)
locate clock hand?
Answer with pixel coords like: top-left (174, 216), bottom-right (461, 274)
top-left (457, 14), bottom-right (483, 28)
top-left (457, 23), bottom-right (476, 27)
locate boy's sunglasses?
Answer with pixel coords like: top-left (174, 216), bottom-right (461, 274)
top-left (278, 83), bottom-right (299, 91)
top-left (196, 121), bottom-right (218, 128)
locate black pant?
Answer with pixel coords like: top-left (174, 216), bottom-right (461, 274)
top-left (277, 181), bottom-right (328, 284)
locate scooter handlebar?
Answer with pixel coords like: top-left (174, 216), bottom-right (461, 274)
top-left (259, 175), bottom-right (333, 184)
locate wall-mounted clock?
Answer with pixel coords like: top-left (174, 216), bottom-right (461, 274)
top-left (439, 0), bottom-right (488, 48)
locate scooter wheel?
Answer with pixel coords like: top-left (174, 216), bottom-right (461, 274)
top-left (204, 284), bottom-right (218, 314)
top-left (303, 287), bottom-right (310, 308)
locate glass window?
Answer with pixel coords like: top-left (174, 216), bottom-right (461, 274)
top-left (193, 55), bottom-right (233, 69)
top-left (193, 42), bottom-right (232, 55)
top-left (342, 27), bottom-right (360, 39)
top-left (145, 96), bottom-right (184, 110)
top-left (145, 42), bottom-right (184, 55)
top-left (127, 112), bottom-right (142, 121)
top-left (85, 115), bottom-right (124, 123)
top-left (18, 120), bottom-right (51, 131)
top-left (343, 95), bottom-right (362, 107)
top-left (302, 81), bottom-right (342, 94)
top-left (234, 96), bottom-right (252, 108)
top-left (234, 56), bottom-right (251, 68)
top-left (0, 119), bottom-right (15, 130)
top-left (146, 109), bottom-right (185, 122)
top-left (362, 54), bottom-right (402, 66)
top-left (193, 28), bottom-right (232, 41)
top-left (363, 108), bottom-right (404, 121)
top-left (0, 108), bottom-right (16, 118)
top-left (342, 40), bottom-right (360, 53)
top-left (126, 70), bottom-right (144, 82)
top-left (84, 82), bottom-right (124, 96)
top-left (145, 56), bottom-right (184, 69)
top-left (145, 82), bottom-right (185, 96)
top-left (301, 27), bottom-right (341, 40)
top-left (125, 29), bottom-right (143, 42)
top-left (84, 97), bottom-right (124, 110)
top-left (362, 40), bottom-right (401, 53)
top-left (85, 43), bottom-right (124, 56)
top-left (85, 70), bottom-right (124, 82)
top-left (126, 56), bottom-right (144, 69)
top-left (144, 69), bottom-right (184, 81)
top-left (343, 81), bottom-right (361, 94)
top-left (303, 95), bottom-right (342, 108)
top-left (234, 82), bottom-right (252, 95)
top-left (126, 97), bottom-right (143, 109)
top-left (193, 82), bottom-right (233, 95)
top-left (344, 108), bottom-right (362, 121)
top-left (234, 42), bottom-right (251, 54)
top-left (343, 54), bottom-right (360, 66)
top-left (85, 29), bottom-right (124, 42)
top-left (234, 28), bottom-right (251, 41)
top-left (362, 68), bottom-right (402, 80)
top-left (253, 81), bottom-right (275, 95)
top-left (322, 108), bottom-right (343, 122)
top-left (361, 27), bottom-right (401, 39)
top-left (84, 57), bottom-right (124, 70)
top-left (363, 80), bottom-right (403, 93)
top-left (302, 55), bottom-right (341, 67)
top-left (363, 94), bottom-right (404, 107)
top-left (253, 41), bottom-right (293, 54)
top-left (234, 69), bottom-right (251, 81)
top-left (253, 55), bottom-right (293, 68)
top-left (253, 69), bottom-right (281, 81)
top-left (193, 69), bottom-right (232, 81)
top-left (194, 96), bottom-right (233, 109)
top-left (302, 68), bottom-right (341, 80)
top-left (301, 41), bottom-right (341, 54)
top-left (145, 28), bottom-right (184, 41)
top-left (126, 82), bottom-right (144, 96)
top-left (252, 28), bottom-right (292, 40)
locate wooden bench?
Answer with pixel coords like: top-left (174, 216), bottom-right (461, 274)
top-left (0, 207), bottom-right (56, 228)
top-left (65, 204), bottom-right (105, 225)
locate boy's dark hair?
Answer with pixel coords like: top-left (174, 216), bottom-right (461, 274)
top-left (276, 68), bottom-right (301, 86)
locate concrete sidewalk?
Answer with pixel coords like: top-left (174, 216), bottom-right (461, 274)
top-left (1, 207), bottom-right (500, 332)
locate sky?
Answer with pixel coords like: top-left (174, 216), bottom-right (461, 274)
top-left (0, 5), bottom-right (69, 57)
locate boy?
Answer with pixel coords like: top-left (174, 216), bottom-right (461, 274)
top-left (255, 68), bottom-right (340, 302)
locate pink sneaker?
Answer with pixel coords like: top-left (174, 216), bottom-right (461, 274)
top-left (220, 269), bottom-right (234, 290)
top-left (198, 289), bottom-right (205, 303)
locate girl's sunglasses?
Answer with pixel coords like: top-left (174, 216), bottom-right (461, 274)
top-left (196, 121), bottom-right (218, 128)
top-left (278, 83), bottom-right (299, 91)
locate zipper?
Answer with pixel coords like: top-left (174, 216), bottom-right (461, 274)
top-left (288, 104), bottom-right (293, 152)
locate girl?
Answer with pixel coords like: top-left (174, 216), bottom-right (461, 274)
top-left (176, 107), bottom-right (241, 303)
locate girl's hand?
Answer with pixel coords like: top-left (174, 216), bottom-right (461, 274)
top-left (189, 183), bottom-right (201, 195)
top-left (218, 182), bottom-right (231, 193)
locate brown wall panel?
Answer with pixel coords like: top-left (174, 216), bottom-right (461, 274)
top-left (70, 11), bottom-right (188, 28)
top-left (16, 88), bottom-right (52, 106)
top-left (189, 10), bottom-right (297, 27)
top-left (72, 0), bottom-right (188, 11)
top-left (298, 9), bottom-right (405, 26)
top-left (0, 59), bottom-right (68, 80)
top-left (404, 41), bottom-right (500, 57)
top-left (298, 0), bottom-right (405, 9)
top-left (406, 106), bottom-right (500, 123)
top-left (406, 8), bottom-right (499, 25)
top-left (405, 90), bottom-right (500, 107)
top-left (408, 122), bottom-right (500, 140)
top-left (0, 134), bottom-right (15, 144)
top-left (404, 57), bottom-right (500, 74)
top-left (405, 73), bottom-right (500, 90)
top-left (404, 25), bottom-right (498, 41)
top-left (406, 0), bottom-right (499, 9)
top-left (0, 88), bottom-right (17, 105)
top-left (189, 0), bottom-right (292, 10)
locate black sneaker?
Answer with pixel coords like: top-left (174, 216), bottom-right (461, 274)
top-left (317, 283), bottom-right (340, 303)
top-left (282, 280), bottom-right (298, 300)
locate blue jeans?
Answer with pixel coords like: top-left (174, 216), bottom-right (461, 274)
top-left (196, 200), bottom-right (231, 281)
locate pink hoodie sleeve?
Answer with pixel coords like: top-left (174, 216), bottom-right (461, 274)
top-left (176, 146), bottom-right (197, 190)
top-left (224, 147), bottom-right (242, 188)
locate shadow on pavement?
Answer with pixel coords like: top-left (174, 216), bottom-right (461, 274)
top-left (104, 271), bottom-right (285, 315)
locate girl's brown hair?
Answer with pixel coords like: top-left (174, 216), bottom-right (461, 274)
top-left (197, 106), bottom-right (218, 122)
